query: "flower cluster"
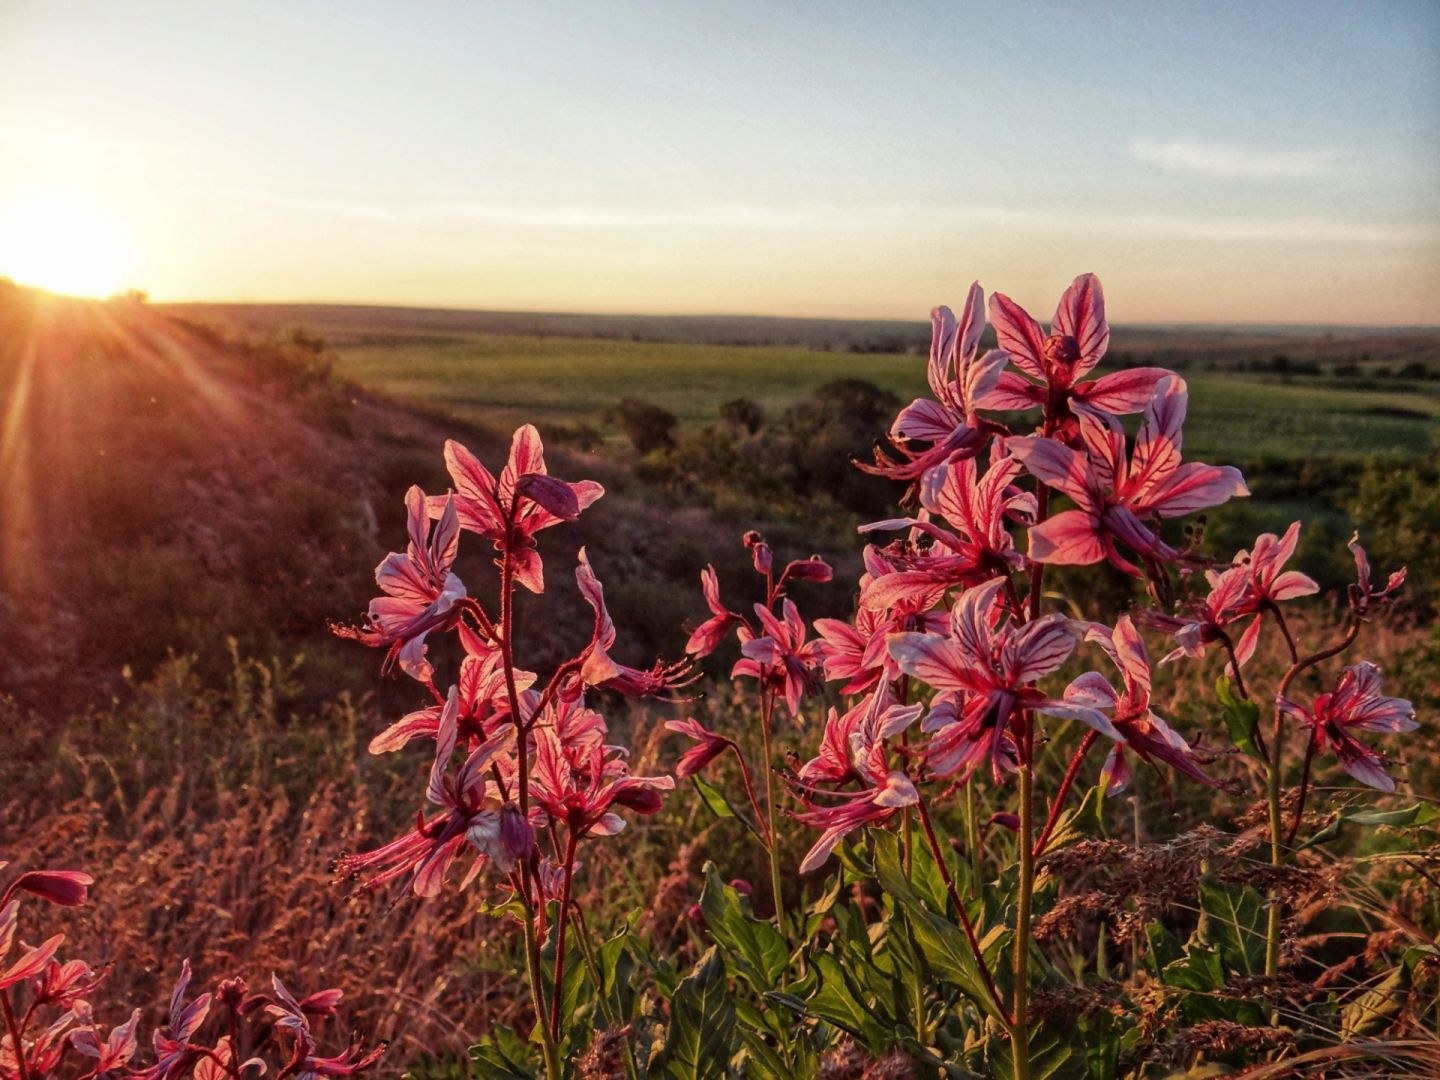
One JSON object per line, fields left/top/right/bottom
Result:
{"left": 684, "top": 273, "right": 1415, "bottom": 880}
{"left": 334, "top": 425, "right": 690, "bottom": 1068}
{"left": 0, "top": 863, "right": 382, "bottom": 1080}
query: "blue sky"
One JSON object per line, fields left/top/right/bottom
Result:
{"left": 1, "top": 0, "right": 1436, "bottom": 322}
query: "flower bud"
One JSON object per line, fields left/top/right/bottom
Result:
{"left": 500, "top": 806, "right": 536, "bottom": 864}
{"left": 13, "top": 870, "right": 93, "bottom": 907}
{"left": 216, "top": 976, "right": 249, "bottom": 1011}
{"left": 743, "top": 531, "right": 772, "bottom": 574}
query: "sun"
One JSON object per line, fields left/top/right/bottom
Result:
{"left": 0, "top": 193, "right": 138, "bottom": 298}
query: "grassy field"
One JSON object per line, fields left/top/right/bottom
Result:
{"left": 331, "top": 331, "right": 1440, "bottom": 462}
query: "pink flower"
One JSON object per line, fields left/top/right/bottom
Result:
{"left": 1239, "top": 522, "right": 1319, "bottom": 608}
{"left": 266, "top": 976, "right": 386, "bottom": 1077}
{"left": 576, "top": 549, "right": 694, "bottom": 696}
{"left": 428, "top": 425, "right": 603, "bottom": 594}
{"left": 337, "top": 689, "right": 516, "bottom": 895}
{"left": 129, "top": 959, "right": 212, "bottom": 1080}
{"left": 33, "top": 957, "right": 104, "bottom": 1008}
{"left": 664, "top": 716, "right": 735, "bottom": 778}
{"left": 1063, "top": 616, "right": 1219, "bottom": 794}
{"left": 1009, "top": 376, "right": 1248, "bottom": 575}
{"left": 888, "top": 579, "right": 1121, "bottom": 782}
{"left": 685, "top": 565, "right": 742, "bottom": 657}
{"left": 813, "top": 604, "right": 889, "bottom": 695}
{"left": 857, "top": 453, "right": 1034, "bottom": 610}
{"left": 733, "top": 599, "right": 825, "bottom": 716}
{"left": 1140, "top": 562, "right": 1259, "bottom": 668}
{"left": 796, "top": 689, "right": 923, "bottom": 788}
{"left": 71, "top": 1005, "right": 141, "bottom": 1074}
{"left": 1348, "top": 533, "right": 1406, "bottom": 615}
{"left": 334, "top": 486, "right": 465, "bottom": 683}
{"left": 1279, "top": 662, "right": 1416, "bottom": 792}
{"left": 860, "top": 284, "right": 1007, "bottom": 483}
{"left": 795, "top": 697, "right": 922, "bottom": 873}
{"left": 1140, "top": 522, "right": 1317, "bottom": 670}
{"left": 983, "top": 274, "right": 1170, "bottom": 430}
{"left": 529, "top": 725, "right": 674, "bottom": 839}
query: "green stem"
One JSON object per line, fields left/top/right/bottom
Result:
{"left": 520, "top": 895, "right": 563, "bottom": 1080}
{"left": 573, "top": 910, "right": 639, "bottom": 1080}
{"left": 1011, "top": 761, "right": 1035, "bottom": 1080}
{"left": 759, "top": 684, "right": 786, "bottom": 934}
{"left": 548, "top": 832, "right": 578, "bottom": 1043}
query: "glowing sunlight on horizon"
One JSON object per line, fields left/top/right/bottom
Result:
{"left": 0, "top": 194, "right": 139, "bottom": 300}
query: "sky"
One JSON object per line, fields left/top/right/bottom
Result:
{"left": 1, "top": 0, "right": 1438, "bottom": 324}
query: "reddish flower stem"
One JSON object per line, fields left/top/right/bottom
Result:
{"left": 1265, "top": 615, "right": 1362, "bottom": 978}
{"left": 1287, "top": 731, "right": 1319, "bottom": 847}
{"left": 758, "top": 683, "right": 786, "bottom": 932}
{"left": 497, "top": 536, "right": 562, "bottom": 1080}
{"left": 914, "top": 794, "right": 1012, "bottom": 1028}
{"left": 1032, "top": 729, "right": 1099, "bottom": 859}
{"left": 1027, "top": 487, "right": 1050, "bottom": 624}
{"left": 2, "top": 995, "right": 31, "bottom": 1080}
{"left": 727, "top": 743, "right": 771, "bottom": 845}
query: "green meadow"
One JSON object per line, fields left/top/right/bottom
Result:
{"left": 333, "top": 331, "right": 1439, "bottom": 462}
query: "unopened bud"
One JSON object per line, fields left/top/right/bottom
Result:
{"left": 13, "top": 870, "right": 93, "bottom": 907}
{"left": 500, "top": 806, "right": 535, "bottom": 863}
{"left": 217, "top": 977, "right": 249, "bottom": 1011}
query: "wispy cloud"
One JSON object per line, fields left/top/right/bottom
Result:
{"left": 232, "top": 189, "right": 1435, "bottom": 249}
{"left": 1130, "top": 137, "right": 1341, "bottom": 180}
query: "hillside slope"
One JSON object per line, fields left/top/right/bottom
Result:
{"left": 0, "top": 284, "right": 743, "bottom": 713}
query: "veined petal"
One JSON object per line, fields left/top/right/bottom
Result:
{"left": 891, "top": 398, "right": 961, "bottom": 443}
{"left": 1075, "top": 367, "right": 1170, "bottom": 415}
{"left": 980, "top": 370, "right": 1043, "bottom": 411}
{"left": 989, "top": 292, "right": 1048, "bottom": 381}
{"left": 1052, "top": 273, "right": 1109, "bottom": 378}
{"left": 1027, "top": 510, "right": 1105, "bottom": 565}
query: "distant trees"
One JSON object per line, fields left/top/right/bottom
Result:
{"left": 608, "top": 397, "right": 678, "bottom": 454}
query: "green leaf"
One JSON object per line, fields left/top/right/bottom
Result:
{"left": 469, "top": 1027, "right": 537, "bottom": 1079}
{"left": 1196, "top": 882, "right": 1267, "bottom": 976}
{"left": 807, "top": 951, "right": 891, "bottom": 1048}
{"left": 690, "top": 775, "right": 766, "bottom": 844}
{"left": 1300, "top": 802, "right": 1440, "bottom": 850}
{"left": 652, "top": 947, "right": 737, "bottom": 1080}
{"left": 873, "top": 832, "right": 1009, "bottom": 1026}
{"left": 986, "top": 1019, "right": 1084, "bottom": 1080}
{"left": 735, "top": 1026, "right": 790, "bottom": 1080}
{"left": 1039, "top": 783, "right": 1105, "bottom": 854}
{"left": 698, "top": 862, "right": 789, "bottom": 991}
{"left": 1340, "top": 965, "right": 1410, "bottom": 1040}
{"left": 1216, "top": 676, "right": 1263, "bottom": 761}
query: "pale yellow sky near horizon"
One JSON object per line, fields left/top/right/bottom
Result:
{"left": 1, "top": 2, "right": 1437, "bottom": 326}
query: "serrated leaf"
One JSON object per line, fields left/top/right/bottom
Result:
{"left": 469, "top": 1027, "right": 537, "bottom": 1079}
{"left": 698, "top": 862, "right": 788, "bottom": 991}
{"left": 807, "top": 951, "right": 891, "bottom": 1048}
{"left": 1039, "top": 784, "right": 1105, "bottom": 854}
{"left": 1216, "top": 676, "right": 1263, "bottom": 761}
{"left": 652, "top": 947, "right": 736, "bottom": 1080}
{"left": 1340, "top": 965, "right": 1409, "bottom": 1040}
{"left": 986, "top": 1019, "right": 1084, "bottom": 1080}
{"left": 873, "top": 832, "right": 1009, "bottom": 1026}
